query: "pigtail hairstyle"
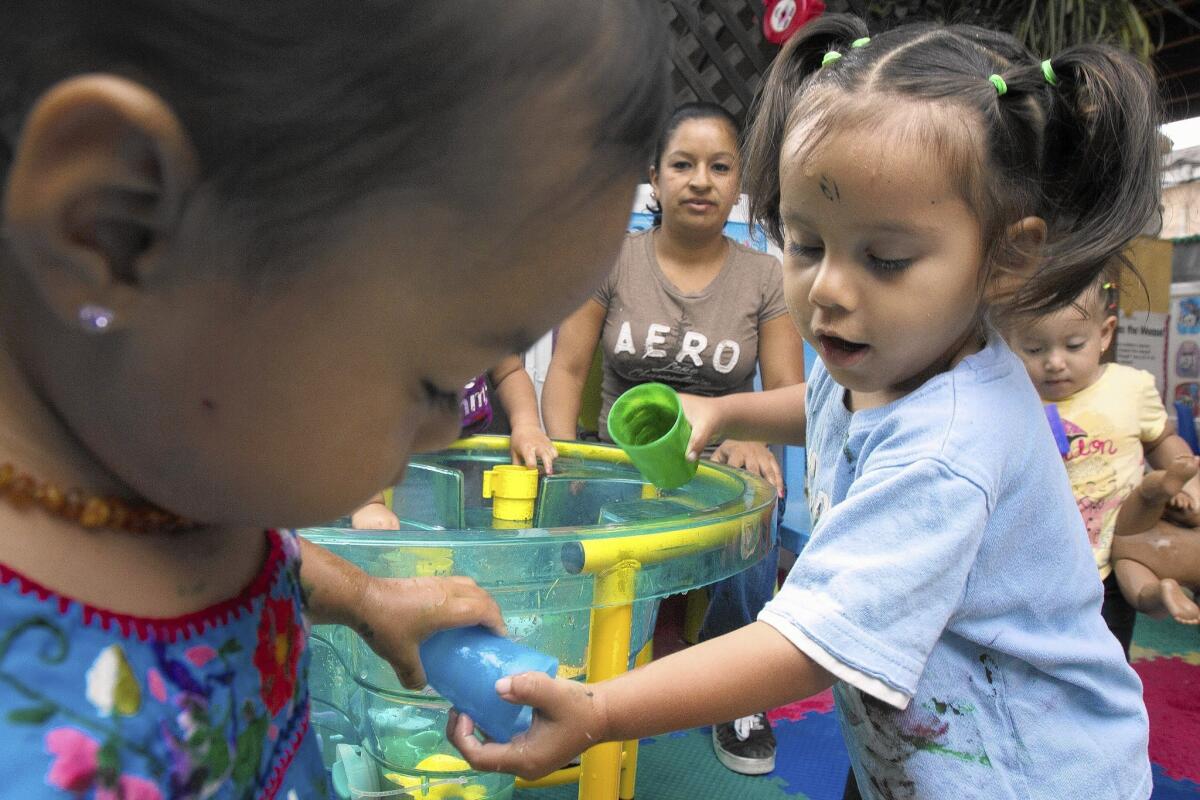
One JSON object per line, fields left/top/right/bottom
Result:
{"left": 742, "top": 14, "right": 1161, "bottom": 319}
{"left": 743, "top": 15, "right": 869, "bottom": 247}
{"left": 1012, "top": 47, "right": 1160, "bottom": 315}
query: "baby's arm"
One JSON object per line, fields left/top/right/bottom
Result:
{"left": 491, "top": 354, "right": 557, "bottom": 473}
{"left": 298, "top": 538, "right": 505, "bottom": 688}
{"left": 681, "top": 384, "right": 807, "bottom": 460}
{"left": 449, "top": 621, "right": 833, "bottom": 779}
{"left": 1145, "top": 427, "right": 1200, "bottom": 511}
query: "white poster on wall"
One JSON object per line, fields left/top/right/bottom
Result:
{"left": 1115, "top": 310, "right": 1168, "bottom": 397}
{"left": 1168, "top": 282, "right": 1200, "bottom": 420}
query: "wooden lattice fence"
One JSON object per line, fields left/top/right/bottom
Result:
{"left": 663, "top": 0, "right": 1198, "bottom": 123}
{"left": 659, "top": 0, "right": 777, "bottom": 127}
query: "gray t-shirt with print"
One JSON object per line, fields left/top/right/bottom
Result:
{"left": 593, "top": 229, "right": 788, "bottom": 440}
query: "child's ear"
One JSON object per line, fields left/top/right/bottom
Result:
{"left": 2, "top": 74, "right": 197, "bottom": 332}
{"left": 1099, "top": 314, "right": 1118, "bottom": 353}
{"left": 985, "top": 216, "right": 1048, "bottom": 303}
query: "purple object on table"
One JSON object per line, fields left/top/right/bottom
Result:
{"left": 1045, "top": 404, "right": 1069, "bottom": 457}
{"left": 460, "top": 374, "right": 493, "bottom": 435}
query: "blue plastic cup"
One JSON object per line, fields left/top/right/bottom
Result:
{"left": 418, "top": 625, "right": 558, "bottom": 743}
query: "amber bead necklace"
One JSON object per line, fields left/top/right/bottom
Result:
{"left": 0, "top": 462, "right": 195, "bottom": 534}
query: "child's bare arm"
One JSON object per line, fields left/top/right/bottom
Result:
{"left": 298, "top": 538, "right": 505, "bottom": 688}
{"left": 449, "top": 621, "right": 835, "bottom": 779}
{"left": 681, "top": 384, "right": 807, "bottom": 459}
{"left": 597, "top": 621, "right": 832, "bottom": 739}
{"left": 491, "top": 354, "right": 557, "bottom": 473}
{"left": 1145, "top": 425, "right": 1190, "bottom": 464}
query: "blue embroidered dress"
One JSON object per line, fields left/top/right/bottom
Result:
{"left": 0, "top": 529, "right": 330, "bottom": 799}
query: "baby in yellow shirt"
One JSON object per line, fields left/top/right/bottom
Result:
{"left": 1009, "top": 274, "right": 1200, "bottom": 655}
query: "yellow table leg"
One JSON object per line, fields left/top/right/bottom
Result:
{"left": 516, "top": 765, "right": 582, "bottom": 789}
{"left": 618, "top": 641, "right": 653, "bottom": 799}
{"left": 682, "top": 588, "right": 709, "bottom": 645}
{"left": 578, "top": 559, "right": 639, "bottom": 800}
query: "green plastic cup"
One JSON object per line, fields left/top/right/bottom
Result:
{"left": 607, "top": 383, "right": 698, "bottom": 490}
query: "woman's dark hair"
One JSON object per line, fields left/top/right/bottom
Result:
{"left": 647, "top": 101, "right": 741, "bottom": 227}
{"left": 743, "top": 14, "right": 1161, "bottom": 317}
{"left": 0, "top": 1, "right": 669, "bottom": 268}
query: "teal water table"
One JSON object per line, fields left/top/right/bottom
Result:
{"left": 302, "top": 435, "right": 776, "bottom": 800}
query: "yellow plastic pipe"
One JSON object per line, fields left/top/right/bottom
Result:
{"left": 516, "top": 765, "right": 582, "bottom": 789}
{"left": 561, "top": 508, "right": 771, "bottom": 577}
{"left": 453, "top": 436, "right": 741, "bottom": 488}
{"left": 618, "top": 641, "right": 653, "bottom": 799}
{"left": 515, "top": 749, "right": 631, "bottom": 790}
{"left": 682, "top": 588, "right": 709, "bottom": 645}
{"left": 578, "top": 559, "right": 639, "bottom": 799}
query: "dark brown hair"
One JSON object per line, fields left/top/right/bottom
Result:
{"left": 743, "top": 14, "right": 1161, "bottom": 317}
{"left": 0, "top": 1, "right": 669, "bottom": 259}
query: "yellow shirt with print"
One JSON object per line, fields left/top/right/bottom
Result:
{"left": 1051, "top": 363, "right": 1167, "bottom": 578}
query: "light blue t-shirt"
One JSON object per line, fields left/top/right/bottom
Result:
{"left": 760, "top": 333, "right": 1151, "bottom": 800}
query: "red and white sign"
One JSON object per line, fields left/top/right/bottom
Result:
{"left": 762, "top": 0, "right": 826, "bottom": 45}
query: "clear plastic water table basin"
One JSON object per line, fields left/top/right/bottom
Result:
{"left": 302, "top": 436, "right": 776, "bottom": 799}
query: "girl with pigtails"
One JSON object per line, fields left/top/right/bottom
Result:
{"left": 451, "top": 15, "right": 1160, "bottom": 799}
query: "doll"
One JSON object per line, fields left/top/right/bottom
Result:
{"left": 1111, "top": 455, "right": 1200, "bottom": 624}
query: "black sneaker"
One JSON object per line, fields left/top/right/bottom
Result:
{"left": 712, "top": 712, "right": 776, "bottom": 775}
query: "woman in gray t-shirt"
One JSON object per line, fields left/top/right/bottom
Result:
{"left": 541, "top": 102, "right": 806, "bottom": 776}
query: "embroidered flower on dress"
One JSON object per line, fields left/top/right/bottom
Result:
{"left": 45, "top": 727, "right": 99, "bottom": 792}
{"left": 163, "top": 693, "right": 234, "bottom": 798}
{"left": 147, "top": 668, "right": 168, "bottom": 703}
{"left": 184, "top": 645, "right": 218, "bottom": 668}
{"left": 152, "top": 642, "right": 208, "bottom": 698}
{"left": 45, "top": 728, "right": 162, "bottom": 799}
{"left": 96, "top": 774, "right": 163, "bottom": 800}
{"left": 85, "top": 645, "right": 141, "bottom": 717}
{"left": 254, "top": 597, "right": 303, "bottom": 716}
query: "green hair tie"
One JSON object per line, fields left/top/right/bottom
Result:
{"left": 988, "top": 74, "right": 1008, "bottom": 96}
{"left": 821, "top": 51, "right": 843, "bottom": 67}
{"left": 1041, "top": 59, "right": 1058, "bottom": 86}
{"left": 851, "top": 37, "right": 871, "bottom": 48}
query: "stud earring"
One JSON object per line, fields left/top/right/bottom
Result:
{"left": 78, "top": 304, "right": 115, "bottom": 334}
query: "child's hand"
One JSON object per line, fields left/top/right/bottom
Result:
{"left": 679, "top": 394, "right": 724, "bottom": 462}
{"left": 447, "top": 672, "right": 608, "bottom": 780}
{"left": 351, "top": 501, "right": 400, "bottom": 530}
{"left": 357, "top": 576, "right": 506, "bottom": 689}
{"left": 510, "top": 424, "right": 558, "bottom": 474}
{"left": 712, "top": 440, "right": 784, "bottom": 496}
